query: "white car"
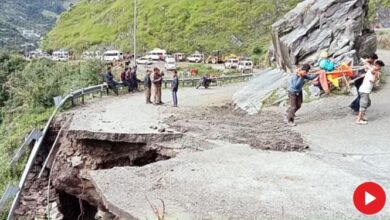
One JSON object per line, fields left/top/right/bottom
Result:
{"left": 146, "top": 48, "right": 167, "bottom": 60}
{"left": 52, "top": 50, "right": 69, "bottom": 61}
{"left": 136, "top": 57, "right": 153, "bottom": 65}
{"left": 82, "top": 51, "right": 102, "bottom": 60}
{"left": 103, "top": 50, "right": 123, "bottom": 62}
{"left": 165, "top": 58, "right": 176, "bottom": 70}
{"left": 187, "top": 54, "right": 204, "bottom": 63}
{"left": 224, "top": 58, "right": 239, "bottom": 69}
{"left": 238, "top": 60, "right": 253, "bottom": 73}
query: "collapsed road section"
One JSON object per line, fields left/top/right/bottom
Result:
{"left": 10, "top": 82, "right": 308, "bottom": 220}
{"left": 12, "top": 113, "right": 184, "bottom": 220}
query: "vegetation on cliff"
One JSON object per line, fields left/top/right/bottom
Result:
{"left": 0, "top": 55, "right": 105, "bottom": 216}
{"left": 43, "top": 0, "right": 301, "bottom": 55}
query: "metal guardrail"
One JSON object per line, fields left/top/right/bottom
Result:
{"left": 5, "top": 73, "right": 253, "bottom": 220}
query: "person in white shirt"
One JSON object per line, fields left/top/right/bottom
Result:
{"left": 356, "top": 60, "right": 385, "bottom": 125}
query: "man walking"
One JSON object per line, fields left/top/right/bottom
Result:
{"left": 151, "top": 67, "right": 163, "bottom": 104}
{"left": 286, "top": 64, "right": 318, "bottom": 126}
{"left": 171, "top": 70, "right": 179, "bottom": 107}
{"left": 144, "top": 70, "right": 152, "bottom": 104}
{"left": 356, "top": 60, "right": 385, "bottom": 125}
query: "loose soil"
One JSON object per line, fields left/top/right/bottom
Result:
{"left": 165, "top": 104, "right": 308, "bottom": 151}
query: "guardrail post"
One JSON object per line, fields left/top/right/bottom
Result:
{"left": 81, "top": 89, "right": 85, "bottom": 105}
{"left": 71, "top": 95, "right": 75, "bottom": 107}
{"left": 164, "top": 81, "right": 168, "bottom": 89}
{"left": 100, "top": 85, "right": 103, "bottom": 97}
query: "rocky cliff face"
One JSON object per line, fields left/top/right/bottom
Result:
{"left": 271, "top": 0, "right": 377, "bottom": 72}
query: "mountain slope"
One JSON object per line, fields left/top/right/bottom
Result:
{"left": 0, "top": 0, "right": 78, "bottom": 51}
{"left": 43, "top": 0, "right": 300, "bottom": 54}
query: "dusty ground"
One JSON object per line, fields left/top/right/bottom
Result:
{"left": 165, "top": 104, "right": 307, "bottom": 151}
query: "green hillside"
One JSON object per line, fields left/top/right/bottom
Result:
{"left": 0, "top": 0, "right": 79, "bottom": 51}
{"left": 43, "top": 0, "right": 300, "bottom": 55}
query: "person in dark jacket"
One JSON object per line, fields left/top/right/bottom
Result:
{"left": 104, "top": 66, "right": 118, "bottom": 95}
{"left": 171, "top": 70, "right": 179, "bottom": 107}
{"left": 120, "top": 67, "right": 131, "bottom": 92}
{"left": 130, "top": 66, "right": 140, "bottom": 91}
{"left": 125, "top": 67, "right": 134, "bottom": 92}
{"left": 144, "top": 70, "right": 152, "bottom": 104}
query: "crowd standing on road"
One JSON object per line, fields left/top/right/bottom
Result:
{"left": 104, "top": 64, "right": 182, "bottom": 107}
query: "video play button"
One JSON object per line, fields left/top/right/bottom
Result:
{"left": 353, "top": 182, "right": 386, "bottom": 215}
{"left": 365, "top": 192, "right": 376, "bottom": 206}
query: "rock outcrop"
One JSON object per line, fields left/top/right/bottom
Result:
{"left": 271, "top": 0, "right": 377, "bottom": 72}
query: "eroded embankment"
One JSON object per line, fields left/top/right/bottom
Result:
{"left": 14, "top": 114, "right": 185, "bottom": 220}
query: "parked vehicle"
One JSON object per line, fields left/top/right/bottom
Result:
{"left": 82, "top": 51, "right": 102, "bottom": 60}
{"left": 146, "top": 48, "right": 167, "bottom": 60}
{"left": 136, "top": 56, "right": 153, "bottom": 65}
{"left": 224, "top": 58, "right": 239, "bottom": 69}
{"left": 165, "top": 58, "right": 177, "bottom": 70}
{"left": 174, "top": 53, "right": 186, "bottom": 62}
{"left": 238, "top": 60, "right": 254, "bottom": 73}
{"left": 27, "top": 50, "right": 50, "bottom": 60}
{"left": 224, "top": 54, "right": 238, "bottom": 62}
{"left": 52, "top": 50, "right": 70, "bottom": 61}
{"left": 187, "top": 53, "right": 204, "bottom": 63}
{"left": 103, "top": 50, "right": 123, "bottom": 62}
{"left": 207, "top": 50, "right": 224, "bottom": 64}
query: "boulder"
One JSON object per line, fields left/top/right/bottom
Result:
{"left": 271, "top": 0, "right": 377, "bottom": 72}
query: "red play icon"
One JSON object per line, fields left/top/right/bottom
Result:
{"left": 353, "top": 182, "right": 386, "bottom": 215}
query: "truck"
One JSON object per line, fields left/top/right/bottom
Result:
{"left": 206, "top": 50, "right": 224, "bottom": 64}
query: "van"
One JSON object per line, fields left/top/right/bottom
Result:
{"left": 146, "top": 48, "right": 167, "bottom": 61}
{"left": 174, "top": 53, "right": 186, "bottom": 62}
{"left": 82, "top": 51, "right": 102, "bottom": 60}
{"left": 238, "top": 60, "right": 254, "bottom": 73}
{"left": 165, "top": 58, "right": 177, "bottom": 70}
{"left": 224, "top": 58, "right": 239, "bottom": 69}
{"left": 52, "top": 50, "right": 69, "bottom": 61}
{"left": 103, "top": 50, "right": 123, "bottom": 62}
{"left": 187, "top": 53, "right": 204, "bottom": 63}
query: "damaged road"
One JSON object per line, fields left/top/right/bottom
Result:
{"left": 14, "top": 68, "right": 390, "bottom": 219}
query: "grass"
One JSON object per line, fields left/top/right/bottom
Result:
{"left": 42, "top": 0, "right": 300, "bottom": 56}
{"left": 262, "top": 89, "right": 280, "bottom": 107}
{"left": 377, "top": 30, "right": 390, "bottom": 50}
{"left": 0, "top": 57, "right": 105, "bottom": 207}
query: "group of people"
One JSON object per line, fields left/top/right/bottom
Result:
{"left": 104, "top": 66, "right": 179, "bottom": 107}
{"left": 286, "top": 51, "right": 385, "bottom": 126}
{"left": 143, "top": 68, "right": 179, "bottom": 107}
{"left": 120, "top": 66, "right": 141, "bottom": 92}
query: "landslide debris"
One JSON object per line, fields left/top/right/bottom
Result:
{"left": 165, "top": 104, "right": 307, "bottom": 152}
